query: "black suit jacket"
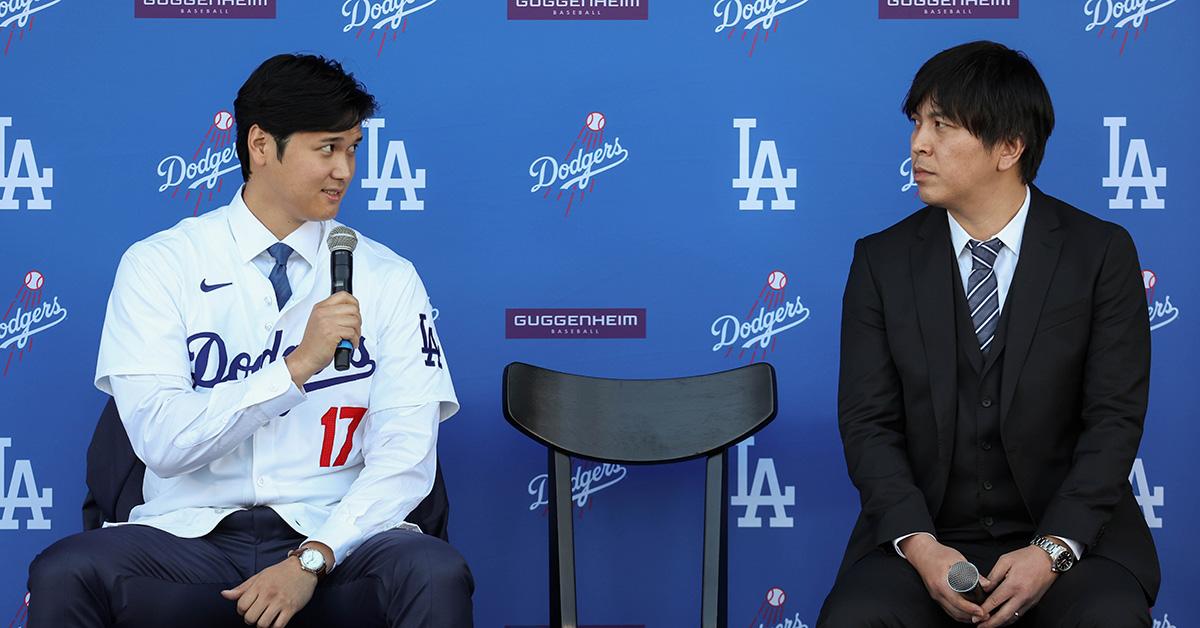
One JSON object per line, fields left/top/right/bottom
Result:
{"left": 836, "top": 186, "right": 1160, "bottom": 602}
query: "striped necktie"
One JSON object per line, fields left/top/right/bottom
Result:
{"left": 267, "top": 243, "right": 293, "bottom": 311}
{"left": 967, "top": 238, "right": 1003, "bottom": 355}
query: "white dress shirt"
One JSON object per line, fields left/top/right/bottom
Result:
{"left": 95, "top": 186, "right": 458, "bottom": 570}
{"left": 894, "top": 187, "right": 1083, "bottom": 561}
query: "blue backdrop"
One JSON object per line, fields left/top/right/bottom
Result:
{"left": 0, "top": 1, "right": 1193, "bottom": 626}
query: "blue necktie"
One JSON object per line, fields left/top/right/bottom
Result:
{"left": 267, "top": 243, "right": 293, "bottom": 311}
{"left": 967, "top": 238, "right": 1003, "bottom": 355}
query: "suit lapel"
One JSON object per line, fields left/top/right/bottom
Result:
{"left": 1000, "top": 186, "right": 1065, "bottom": 427}
{"left": 911, "top": 208, "right": 958, "bottom": 464}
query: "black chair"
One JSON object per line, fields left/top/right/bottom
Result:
{"left": 82, "top": 396, "right": 450, "bottom": 540}
{"left": 502, "top": 361, "right": 778, "bottom": 628}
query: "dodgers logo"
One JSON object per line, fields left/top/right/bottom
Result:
{"left": 529, "top": 112, "right": 629, "bottom": 216}
{"left": 342, "top": 0, "right": 438, "bottom": 56}
{"left": 734, "top": 118, "right": 796, "bottom": 210}
{"left": 0, "top": 0, "right": 61, "bottom": 57}
{"left": 188, "top": 329, "right": 376, "bottom": 393}
{"left": 731, "top": 436, "right": 795, "bottom": 528}
{"left": 745, "top": 587, "right": 809, "bottom": 628}
{"left": 0, "top": 116, "right": 52, "bottom": 210}
{"left": 157, "top": 110, "right": 240, "bottom": 215}
{"left": 0, "top": 270, "right": 67, "bottom": 376}
{"left": 528, "top": 460, "right": 628, "bottom": 517}
{"left": 713, "top": 0, "right": 812, "bottom": 57}
{"left": 0, "top": 438, "right": 52, "bottom": 530}
{"left": 711, "top": 270, "right": 809, "bottom": 363}
{"left": 1084, "top": 0, "right": 1174, "bottom": 54}
{"left": 6, "top": 592, "right": 28, "bottom": 628}
{"left": 1103, "top": 117, "right": 1165, "bottom": 209}
{"left": 1143, "top": 269, "right": 1179, "bottom": 331}
{"left": 1153, "top": 612, "right": 1177, "bottom": 628}
{"left": 1130, "top": 457, "right": 1163, "bottom": 528}
{"left": 361, "top": 118, "right": 426, "bottom": 211}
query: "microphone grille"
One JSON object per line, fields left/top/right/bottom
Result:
{"left": 947, "top": 561, "right": 980, "bottom": 593}
{"left": 327, "top": 226, "right": 358, "bottom": 253}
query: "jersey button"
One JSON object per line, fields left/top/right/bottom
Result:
{"left": 257, "top": 477, "right": 266, "bottom": 487}
{"left": 264, "top": 322, "right": 272, "bottom": 331}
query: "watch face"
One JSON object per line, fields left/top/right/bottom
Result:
{"left": 1054, "top": 553, "right": 1073, "bottom": 571}
{"left": 300, "top": 550, "right": 324, "bottom": 571}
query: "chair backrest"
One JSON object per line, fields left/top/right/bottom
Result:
{"left": 502, "top": 361, "right": 778, "bottom": 628}
{"left": 82, "top": 397, "right": 451, "bottom": 541}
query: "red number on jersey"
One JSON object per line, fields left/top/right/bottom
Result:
{"left": 319, "top": 406, "right": 368, "bottom": 467}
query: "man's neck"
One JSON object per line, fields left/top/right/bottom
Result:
{"left": 946, "top": 180, "right": 1027, "bottom": 241}
{"left": 243, "top": 179, "right": 303, "bottom": 240}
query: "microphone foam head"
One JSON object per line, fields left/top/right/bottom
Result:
{"left": 327, "top": 226, "right": 358, "bottom": 253}
{"left": 947, "top": 560, "right": 980, "bottom": 593}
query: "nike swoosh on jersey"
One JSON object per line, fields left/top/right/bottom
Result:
{"left": 200, "top": 280, "right": 233, "bottom": 293}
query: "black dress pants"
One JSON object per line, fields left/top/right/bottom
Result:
{"left": 26, "top": 507, "right": 474, "bottom": 627}
{"left": 817, "top": 537, "right": 1150, "bottom": 628}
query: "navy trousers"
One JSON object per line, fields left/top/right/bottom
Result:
{"left": 816, "top": 536, "right": 1150, "bottom": 628}
{"left": 26, "top": 507, "right": 474, "bottom": 627}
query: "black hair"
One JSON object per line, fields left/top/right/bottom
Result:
{"left": 902, "top": 41, "right": 1054, "bottom": 183}
{"left": 234, "top": 54, "right": 378, "bottom": 181}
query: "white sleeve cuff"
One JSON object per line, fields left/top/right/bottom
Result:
{"left": 1048, "top": 534, "right": 1084, "bottom": 560}
{"left": 893, "top": 532, "right": 937, "bottom": 559}
{"left": 251, "top": 359, "right": 306, "bottom": 419}
{"left": 305, "top": 515, "right": 363, "bottom": 573}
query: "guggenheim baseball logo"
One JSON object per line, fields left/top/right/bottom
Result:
{"left": 157, "top": 109, "right": 240, "bottom": 215}
{"left": 134, "top": 0, "right": 276, "bottom": 18}
{"left": 878, "top": 0, "right": 1018, "bottom": 18}
{"left": 507, "top": 308, "right": 646, "bottom": 339}
{"left": 529, "top": 112, "right": 628, "bottom": 216}
{"left": 1, "top": 270, "right": 67, "bottom": 376}
{"left": 711, "top": 271, "right": 810, "bottom": 363}
{"left": 0, "top": 116, "right": 52, "bottom": 210}
{"left": 508, "top": 0, "right": 647, "bottom": 20}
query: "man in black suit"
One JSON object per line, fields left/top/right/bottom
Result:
{"left": 817, "top": 41, "right": 1159, "bottom": 627}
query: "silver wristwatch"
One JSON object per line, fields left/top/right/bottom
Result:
{"left": 1031, "top": 535, "right": 1075, "bottom": 573}
{"left": 291, "top": 547, "right": 327, "bottom": 576}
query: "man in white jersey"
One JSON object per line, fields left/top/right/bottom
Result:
{"left": 26, "top": 54, "right": 473, "bottom": 627}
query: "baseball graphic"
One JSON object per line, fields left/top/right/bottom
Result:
{"left": 1142, "top": 270, "right": 1156, "bottom": 291}
{"left": 585, "top": 111, "right": 606, "bottom": 132}
{"left": 766, "top": 586, "right": 786, "bottom": 607}
{"left": 767, "top": 270, "right": 787, "bottom": 290}
{"left": 214, "top": 110, "right": 234, "bottom": 131}
{"left": 24, "top": 270, "right": 44, "bottom": 290}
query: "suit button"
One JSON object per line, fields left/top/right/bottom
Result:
{"left": 981, "top": 398, "right": 993, "bottom": 408}
{"left": 983, "top": 517, "right": 994, "bottom": 527}
{"left": 983, "top": 481, "right": 994, "bottom": 491}
{"left": 980, "top": 441, "right": 992, "bottom": 451}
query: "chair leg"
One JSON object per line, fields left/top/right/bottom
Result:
{"left": 702, "top": 451, "right": 729, "bottom": 628}
{"left": 548, "top": 449, "right": 578, "bottom": 628}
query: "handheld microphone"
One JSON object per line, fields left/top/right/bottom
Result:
{"left": 328, "top": 226, "right": 358, "bottom": 372}
{"left": 947, "top": 560, "right": 987, "bottom": 604}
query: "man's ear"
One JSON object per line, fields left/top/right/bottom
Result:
{"left": 996, "top": 136, "right": 1026, "bottom": 175}
{"left": 246, "top": 124, "right": 272, "bottom": 175}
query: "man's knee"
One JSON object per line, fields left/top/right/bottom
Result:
{"left": 818, "top": 582, "right": 903, "bottom": 627}
{"left": 410, "top": 538, "right": 473, "bottom": 596}
{"left": 1059, "top": 596, "right": 1150, "bottom": 628}
{"left": 28, "top": 533, "right": 102, "bottom": 591}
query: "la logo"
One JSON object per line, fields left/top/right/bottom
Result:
{"left": 1103, "top": 117, "right": 1166, "bottom": 210}
{"left": 733, "top": 118, "right": 797, "bottom": 211}
{"left": 0, "top": 117, "right": 53, "bottom": 211}
{"left": 361, "top": 118, "right": 426, "bottom": 211}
